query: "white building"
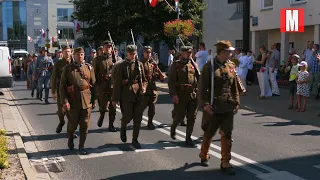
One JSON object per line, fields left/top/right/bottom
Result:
{"left": 26, "top": 0, "right": 75, "bottom": 54}
{"left": 251, "top": 0, "right": 320, "bottom": 64}
{"left": 202, "top": 0, "right": 243, "bottom": 54}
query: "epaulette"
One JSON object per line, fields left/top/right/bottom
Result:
{"left": 85, "top": 63, "right": 93, "bottom": 70}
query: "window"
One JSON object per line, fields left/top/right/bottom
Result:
{"left": 33, "top": 29, "right": 41, "bottom": 38}
{"left": 290, "top": 0, "right": 307, "bottom": 5}
{"left": 235, "top": 40, "right": 243, "bottom": 49}
{"left": 261, "top": 0, "right": 273, "bottom": 9}
{"left": 57, "top": 8, "right": 74, "bottom": 22}
{"left": 58, "top": 28, "right": 74, "bottom": 39}
{"left": 236, "top": 2, "right": 243, "bottom": 13}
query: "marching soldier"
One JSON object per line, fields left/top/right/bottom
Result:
{"left": 35, "top": 47, "right": 54, "bottom": 104}
{"left": 198, "top": 40, "right": 240, "bottom": 175}
{"left": 141, "top": 46, "right": 165, "bottom": 129}
{"left": 59, "top": 47, "right": 96, "bottom": 155}
{"left": 51, "top": 46, "right": 78, "bottom": 138}
{"left": 94, "top": 40, "right": 121, "bottom": 132}
{"left": 168, "top": 46, "right": 200, "bottom": 147}
{"left": 112, "top": 45, "right": 147, "bottom": 149}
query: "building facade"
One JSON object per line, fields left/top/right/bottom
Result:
{"left": 26, "top": 0, "right": 75, "bottom": 54}
{"left": 202, "top": 0, "right": 243, "bottom": 54}
{"left": 0, "top": 0, "right": 27, "bottom": 51}
{"left": 250, "top": 0, "right": 320, "bottom": 64}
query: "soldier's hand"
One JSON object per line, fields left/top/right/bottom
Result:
{"left": 112, "top": 101, "right": 118, "bottom": 107}
{"left": 234, "top": 105, "right": 239, "bottom": 115}
{"left": 63, "top": 103, "right": 70, "bottom": 111}
{"left": 204, "top": 105, "right": 214, "bottom": 115}
{"left": 172, "top": 95, "right": 179, "bottom": 104}
{"left": 52, "top": 93, "right": 57, "bottom": 101}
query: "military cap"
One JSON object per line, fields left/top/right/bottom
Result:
{"left": 33, "top": 54, "right": 38, "bottom": 57}
{"left": 180, "top": 46, "right": 193, "bottom": 52}
{"left": 214, "top": 40, "right": 235, "bottom": 51}
{"left": 62, "top": 46, "right": 71, "bottom": 51}
{"left": 126, "top": 45, "right": 137, "bottom": 52}
{"left": 143, "top": 46, "right": 152, "bottom": 52}
{"left": 57, "top": 49, "right": 62, "bottom": 53}
{"left": 97, "top": 46, "right": 103, "bottom": 50}
{"left": 114, "top": 47, "right": 118, "bottom": 50}
{"left": 73, "top": 47, "right": 85, "bottom": 54}
{"left": 91, "top": 49, "right": 97, "bottom": 53}
{"left": 103, "top": 40, "right": 112, "bottom": 46}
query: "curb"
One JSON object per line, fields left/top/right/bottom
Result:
{"left": 4, "top": 89, "right": 59, "bottom": 180}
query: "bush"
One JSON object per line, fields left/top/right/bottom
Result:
{"left": 0, "top": 129, "right": 8, "bottom": 169}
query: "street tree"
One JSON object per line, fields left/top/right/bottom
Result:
{"left": 71, "top": 0, "right": 207, "bottom": 47}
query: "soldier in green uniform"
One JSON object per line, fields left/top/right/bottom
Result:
{"left": 51, "top": 46, "right": 77, "bottom": 138}
{"left": 198, "top": 40, "right": 240, "bottom": 175}
{"left": 141, "top": 46, "right": 165, "bottom": 129}
{"left": 59, "top": 47, "right": 96, "bottom": 155}
{"left": 94, "top": 40, "right": 121, "bottom": 132}
{"left": 168, "top": 46, "right": 200, "bottom": 147}
{"left": 112, "top": 45, "right": 147, "bottom": 149}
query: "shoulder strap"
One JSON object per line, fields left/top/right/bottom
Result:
{"left": 210, "top": 58, "right": 214, "bottom": 106}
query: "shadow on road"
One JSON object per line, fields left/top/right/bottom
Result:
{"left": 291, "top": 130, "right": 320, "bottom": 136}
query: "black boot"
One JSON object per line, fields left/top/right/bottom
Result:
{"left": 201, "top": 159, "right": 209, "bottom": 167}
{"left": 220, "top": 164, "right": 236, "bottom": 175}
{"left": 132, "top": 139, "right": 141, "bottom": 149}
{"left": 147, "top": 122, "right": 156, "bottom": 130}
{"left": 31, "top": 90, "right": 34, "bottom": 97}
{"left": 97, "top": 112, "right": 105, "bottom": 127}
{"left": 185, "top": 138, "right": 195, "bottom": 147}
{"left": 180, "top": 120, "right": 186, "bottom": 126}
{"left": 56, "top": 123, "right": 64, "bottom": 133}
{"left": 68, "top": 136, "right": 74, "bottom": 151}
{"left": 120, "top": 129, "right": 127, "bottom": 143}
{"left": 78, "top": 147, "right": 88, "bottom": 155}
{"left": 108, "top": 125, "right": 117, "bottom": 132}
{"left": 170, "top": 127, "right": 176, "bottom": 140}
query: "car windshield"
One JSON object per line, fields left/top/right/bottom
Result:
{"left": 13, "top": 53, "right": 28, "bottom": 58}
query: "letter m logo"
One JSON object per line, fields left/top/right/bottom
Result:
{"left": 280, "top": 8, "right": 304, "bottom": 33}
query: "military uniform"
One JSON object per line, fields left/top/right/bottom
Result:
{"left": 168, "top": 46, "right": 200, "bottom": 147}
{"left": 51, "top": 46, "right": 74, "bottom": 134}
{"left": 112, "top": 45, "right": 147, "bottom": 149}
{"left": 59, "top": 47, "right": 96, "bottom": 155}
{"left": 141, "top": 46, "right": 165, "bottom": 129}
{"left": 198, "top": 41, "right": 240, "bottom": 175}
{"left": 94, "top": 40, "right": 121, "bottom": 132}
{"left": 27, "top": 54, "right": 39, "bottom": 98}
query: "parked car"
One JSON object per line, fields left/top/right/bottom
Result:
{"left": 0, "top": 46, "right": 13, "bottom": 88}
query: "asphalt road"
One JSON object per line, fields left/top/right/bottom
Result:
{"left": 8, "top": 81, "right": 320, "bottom": 180}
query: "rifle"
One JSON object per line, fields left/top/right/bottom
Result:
{"left": 130, "top": 29, "right": 144, "bottom": 93}
{"left": 107, "top": 31, "right": 117, "bottom": 64}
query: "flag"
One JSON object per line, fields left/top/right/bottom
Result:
{"left": 175, "top": 0, "right": 179, "bottom": 12}
{"left": 73, "top": 20, "right": 81, "bottom": 33}
{"left": 27, "top": 36, "right": 32, "bottom": 42}
{"left": 40, "top": 29, "right": 46, "bottom": 38}
{"left": 149, "top": 0, "right": 158, "bottom": 7}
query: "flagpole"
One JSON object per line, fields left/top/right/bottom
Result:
{"left": 163, "top": 0, "right": 175, "bottom": 11}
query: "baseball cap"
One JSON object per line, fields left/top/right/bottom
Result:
{"left": 298, "top": 61, "right": 307, "bottom": 66}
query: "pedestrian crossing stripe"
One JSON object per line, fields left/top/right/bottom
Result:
{"left": 78, "top": 141, "right": 180, "bottom": 159}
{"left": 314, "top": 165, "right": 320, "bottom": 169}
{"left": 29, "top": 154, "right": 65, "bottom": 174}
{"left": 256, "top": 171, "right": 306, "bottom": 180}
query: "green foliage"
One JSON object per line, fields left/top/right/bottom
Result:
{"left": 71, "top": 0, "right": 207, "bottom": 47}
{"left": 0, "top": 129, "right": 8, "bottom": 169}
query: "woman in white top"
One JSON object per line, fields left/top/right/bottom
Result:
{"left": 246, "top": 51, "right": 255, "bottom": 85}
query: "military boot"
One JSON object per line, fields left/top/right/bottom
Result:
{"left": 78, "top": 134, "right": 88, "bottom": 155}
{"left": 180, "top": 120, "right": 186, "bottom": 126}
{"left": 68, "top": 135, "right": 74, "bottom": 151}
{"left": 185, "top": 120, "right": 195, "bottom": 147}
{"left": 97, "top": 112, "right": 105, "bottom": 127}
{"left": 132, "top": 122, "right": 141, "bottom": 148}
{"left": 108, "top": 115, "right": 117, "bottom": 132}
{"left": 31, "top": 90, "right": 34, "bottom": 97}
{"left": 147, "top": 118, "right": 155, "bottom": 130}
{"left": 120, "top": 119, "right": 127, "bottom": 142}
{"left": 56, "top": 122, "right": 65, "bottom": 133}
{"left": 220, "top": 136, "right": 235, "bottom": 175}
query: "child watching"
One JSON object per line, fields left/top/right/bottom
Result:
{"left": 296, "top": 61, "right": 310, "bottom": 112}
{"left": 285, "top": 54, "right": 299, "bottom": 109}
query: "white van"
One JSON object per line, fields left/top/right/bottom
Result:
{"left": 13, "top": 49, "right": 28, "bottom": 58}
{"left": 0, "top": 47, "right": 13, "bottom": 88}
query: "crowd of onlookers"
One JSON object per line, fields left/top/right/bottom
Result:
{"left": 166, "top": 41, "right": 320, "bottom": 113}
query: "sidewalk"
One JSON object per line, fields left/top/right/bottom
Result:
{"left": 156, "top": 81, "right": 320, "bottom": 127}
{"left": 0, "top": 89, "right": 60, "bottom": 180}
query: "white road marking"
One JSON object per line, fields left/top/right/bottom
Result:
{"left": 313, "top": 165, "right": 320, "bottom": 169}
{"left": 79, "top": 147, "right": 124, "bottom": 159}
{"left": 256, "top": 171, "right": 306, "bottom": 180}
{"left": 115, "top": 108, "right": 264, "bottom": 176}
{"left": 129, "top": 142, "right": 180, "bottom": 153}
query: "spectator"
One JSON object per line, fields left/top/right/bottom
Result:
{"left": 268, "top": 43, "right": 280, "bottom": 96}
{"left": 237, "top": 49, "right": 251, "bottom": 94}
{"left": 207, "top": 49, "right": 213, "bottom": 62}
{"left": 302, "top": 41, "right": 313, "bottom": 70}
{"left": 286, "top": 49, "right": 296, "bottom": 68}
{"left": 195, "top": 42, "right": 209, "bottom": 70}
{"left": 285, "top": 54, "right": 299, "bottom": 109}
{"left": 256, "top": 45, "right": 272, "bottom": 99}
{"left": 296, "top": 61, "right": 310, "bottom": 112}
{"left": 309, "top": 44, "right": 320, "bottom": 95}
{"left": 246, "top": 50, "right": 255, "bottom": 85}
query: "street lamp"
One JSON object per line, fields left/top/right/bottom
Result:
{"left": 46, "top": 28, "right": 49, "bottom": 39}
